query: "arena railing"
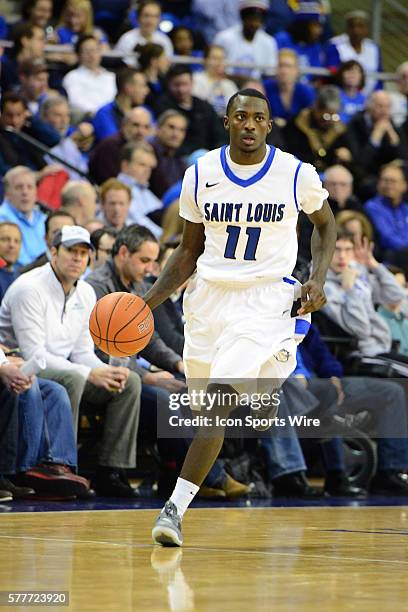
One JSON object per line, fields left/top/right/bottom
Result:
{"left": 0, "top": 41, "right": 398, "bottom": 84}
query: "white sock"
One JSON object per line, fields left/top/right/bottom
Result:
{"left": 169, "top": 477, "right": 200, "bottom": 518}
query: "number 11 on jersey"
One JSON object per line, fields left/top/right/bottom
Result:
{"left": 224, "top": 225, "right": 261, "bottom": 261}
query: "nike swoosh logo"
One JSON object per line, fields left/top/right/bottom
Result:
{"left": 205, "top": 182, "right": 219, "bottom": 188}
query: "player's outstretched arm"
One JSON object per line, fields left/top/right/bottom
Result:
{"left": 299, "top": 200, "right": 337, "bottom": 315}
{"left": 143, "top": 221, "right": 205, "bottom": 310}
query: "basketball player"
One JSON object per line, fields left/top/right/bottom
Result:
{"left": 144, "top": 89, "right": 337, "bottom": 546}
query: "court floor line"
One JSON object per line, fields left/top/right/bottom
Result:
{"left": 3, "top": 504, "right": 408, "bottom": 516}
{"left": 0, "top": 534, "right": 406, "bottom": 566}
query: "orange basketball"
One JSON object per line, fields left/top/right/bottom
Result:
{"left": 89, "top": 292, "right": 154, "bottom": 357}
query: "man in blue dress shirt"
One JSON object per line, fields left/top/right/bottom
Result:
{"left": 0, "top": 166, "right": 46, "bottom": 268}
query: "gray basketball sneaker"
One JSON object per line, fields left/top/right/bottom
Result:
{"left": 251, "top": 401, "right": 280, "bottom": 431}
{"left": 251, "top": 385, "right": 281, "bottom": 432}
{"left": 152, "top": 500, "right": 183, "bottom": 547}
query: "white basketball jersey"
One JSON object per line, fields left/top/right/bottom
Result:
{"left": 179, "top": 145, "right": 328, "bottom": 284}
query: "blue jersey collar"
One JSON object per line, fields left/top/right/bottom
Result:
{"left": 220, "top": 145, "right": 276, "bottom": 188}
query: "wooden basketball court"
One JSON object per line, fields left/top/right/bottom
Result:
{"left": 1, "top": 505, "right": 407, "bottom": 610}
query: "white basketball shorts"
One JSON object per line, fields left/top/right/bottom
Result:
{"left": 183, "top": 274, "right": 310, "bottom": 388}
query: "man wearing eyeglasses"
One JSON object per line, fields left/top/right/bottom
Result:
{"left": 282, "top": 85, "right": 353, "bottom": 174}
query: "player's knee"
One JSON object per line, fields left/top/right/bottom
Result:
{"left": 206, "top": 383, "right": 239, "bottom": 416}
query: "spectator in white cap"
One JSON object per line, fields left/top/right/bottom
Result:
{"left": 0, "top": 224, "right": 142, "bottom": 498}
{"left": 214, "top": 0, "right": 278, "bottom": 78}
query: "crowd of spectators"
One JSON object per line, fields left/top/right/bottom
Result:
{"left": 1, "top": 0, "right": 408, "bottom": 503}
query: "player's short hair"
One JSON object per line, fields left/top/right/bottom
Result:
{"left": 226, "top": 88, "right": 272, "bottom": 119}
{"left": 112, "top": 224, "right": 158, "bottom": 257}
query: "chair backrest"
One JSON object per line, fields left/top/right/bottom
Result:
{"left": 311, "top": 310, "right": 358, "bottom": 362}
{"left": 312, "top": 310, "right": 355, "bottom": 342}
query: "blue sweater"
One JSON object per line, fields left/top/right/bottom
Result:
{"left": 297, "top": 324, "right": 344, "bottom": 378}
{"left": 365, "top": 195, "right": 408, "bottom": 251}
{"left": 339, "top": 90, "right": 367, "bottom": 124}
{"left": 92, "top": 100, "right": 123, "bottom": 142}
{"left": 264, "top": 79, "right": 315, "bottom": 122}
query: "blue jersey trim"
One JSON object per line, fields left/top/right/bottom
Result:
{"left": 295, "top": 319, "right": 310, "bottom": 336}
{"left": 293, "top": 161, "right": 302, "bottom": 212}
{"left": 283, "top": 276, "right": 296, "bottom": 285}
{"left": 194, "top": 161, "right": 199, "bottom": 208}
{"left": 220, "top": 145, "right": 276, "bottom": 187}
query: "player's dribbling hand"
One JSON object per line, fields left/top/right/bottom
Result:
{"left": 298, "top": 279, "right": 327, "bottom": 315}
